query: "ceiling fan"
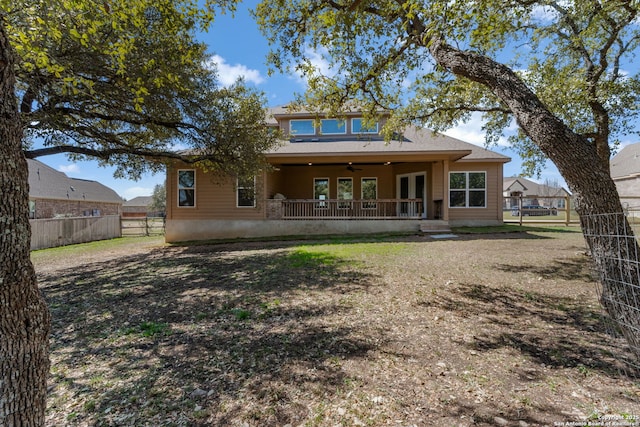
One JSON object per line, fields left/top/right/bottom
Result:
{"left": 346, "top": 164, "right": 363, "bottom": 172}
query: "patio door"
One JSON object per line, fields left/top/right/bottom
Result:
{"left": 397, "top": 172, "right": 426, "bottom": 218}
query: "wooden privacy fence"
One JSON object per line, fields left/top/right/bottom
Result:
{"left": 30, "top": 215, "right": 121, "bottom": 250}
{"left": 121, "top": 217, "right": 165, "bottom": 236}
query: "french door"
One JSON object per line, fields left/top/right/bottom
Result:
{"left": 397, "top": 172, "right": 426, "bottom": 218}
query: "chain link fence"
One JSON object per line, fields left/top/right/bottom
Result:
{"left": 581, "top": 212, "right": 640, "bottom": 377}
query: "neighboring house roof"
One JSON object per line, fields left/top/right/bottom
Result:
{"left": 611, "top": 143, "right": 640, "bottom": 179}
{"left": 123, "top": 196, "right": 153, "bottom": 208}
{"left": 28, "top": 159, "right": 123, "bottom": 204}
{"left": 266, "top": 124, "right": 510, "bottom": 163}
{"left": 503, "top": 176, "right": 571, "bottom": 197}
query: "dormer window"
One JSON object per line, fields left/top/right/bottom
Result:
{"left": 352, "top": 118, "right": 379, "bottom": 134}
{"left": 320, "top": 119, "right": 346, "bottom": 135}
{"left": 290, "top": 119, "right": 315, "bottom": 136}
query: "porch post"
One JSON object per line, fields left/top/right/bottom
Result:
{"left": 442, "top": 160, "right": 449, "bottom": 221}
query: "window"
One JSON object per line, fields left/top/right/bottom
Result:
{"left": 337, "top": 177, "right": 353, "bottom": 208}
{"left": 237, "top": 176, "right": 256, "bottom": 207}
{"left": 320, "top": 119, "right": 346, "bottom": 135}
{"left": 361, "top": 178, "right": 377, "bottom": 209}
{"left": 314, "top": 178, "right": 329, "bottom": 207}
{"left": 290, "top": 119, "right": 315, "bottom": 135}
{"left": 178, "top": 170, "right": 195, "bottom": 207}
{"left": 449, "top": 172, "right": 486, "bottom": 208}
{"left": 352, "top": 118, "right": 379, "bottom": 134}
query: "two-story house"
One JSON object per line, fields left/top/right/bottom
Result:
{"left": 164, "top": 106, "right": 510, "bottom": 242}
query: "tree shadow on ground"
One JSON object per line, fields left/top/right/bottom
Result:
{"left": 171, "top": 229, "right": 574, "bottom": 249}
{"left": 422, "top": 275, "right": 639, "bottom": 426}
{"left": 424, "top": 280, "right": 636, "bottom": 376}
{"left": 494, "top": 253, "right": 595, "bottom": 282}
{"left": 41, "top": 244, "right": 381, "bottom": 426}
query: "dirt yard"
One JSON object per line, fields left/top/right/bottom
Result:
{"left": 34, "top": 230, "right": 640, "bottom": 426}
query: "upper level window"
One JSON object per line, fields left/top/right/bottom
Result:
{"left": 290, "top": 119, "right": 315, "bottom": 136}
{"left": 449, "top": 172, "right": 486, "bottom": 208}
{"left": 178, "top": 170, "right": 195, "bottom": 207}
{"left": 352, "top": 118, "right": 379, "bottom": 134}
{"left": 320, "top": 119, "right": 346, "bottom": 135}
{"left": 237, "top": 176, "right": 256, "bottom": 207}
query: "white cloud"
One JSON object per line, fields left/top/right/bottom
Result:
{"left": 58, "top": 164, "right": 80, "bottom": 174}
{"left": 529, "top": 5, "right": 559, "bottom": 22}
{"left": 123, "top": 186, "right": 153, "bottom": 200}
{"left": 304, "top": 47, "right": 334, "bottom": 78}
{"left": 207, "top": 55, "right": 265, "bottom": 87}
{"left": 442, "top": 113, "right": 515, "bottom": 148}
{"left": 288, "top": 46, "right": 338, "bottom": 88}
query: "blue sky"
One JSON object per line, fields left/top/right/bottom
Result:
{"left": 33, "top": 3, "right": 635, "bottom": 199}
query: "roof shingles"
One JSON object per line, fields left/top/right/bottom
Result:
{"left": 28, "top": 159, "right": 123, "bottom": 204}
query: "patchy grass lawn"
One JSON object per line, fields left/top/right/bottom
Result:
{"left": 36, "top": 231, "right": 639, "bottom": 426}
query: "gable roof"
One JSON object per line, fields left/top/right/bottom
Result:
{"left": 28, "top": 159, "right": 123, "bottom": 204}
{"left": 266, "top": 125, "right": 509, "bottom": 164}
{"left": 123, "top": 196, "right": 153, "bottom": 207}
{"left": 265, "top": 105, "right": 510, "bottom": 164}
{"left": 504, "top": 176, "right": 571, "bottom": 197}
{"left": 611, "top": 143, "right": 640, "bottom": 179}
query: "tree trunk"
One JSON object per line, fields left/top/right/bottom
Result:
{"left": 0, "top": 20, "right": 51, "bottom": 426}
{"left": 429, "top": 39, "right": 640, "bottom": 360}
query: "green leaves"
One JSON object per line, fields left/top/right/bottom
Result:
{"left": 5, "top": 0, "right": 276, "bottom": 181}
{"left": 255, "top": 0, "right": 640, "bottom": 173}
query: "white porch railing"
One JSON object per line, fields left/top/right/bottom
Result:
{"left": 266, "top": 199, "right": 424, "bottom": 220}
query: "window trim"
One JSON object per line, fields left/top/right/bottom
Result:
{"left": 236, "top": 176, "right": 256, "bottom": 208}
{"left": 351, "top": 118, "right": 379, "bottom": 134}
{"left": 320, "top": 118, "right": 347, "bottom": 135}
{"left": 314, "top": 177, "right": 330, "bottom": 208}
{"left": 448, "top": 171, "right": 487, "bottom": 208}
{"left": 177, "top": 169, "right": 196, "bottom": 208}
{"left": 290, "top": 119, "right": 316, "bottom": 136}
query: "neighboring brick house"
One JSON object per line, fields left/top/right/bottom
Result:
{"left": 28, "top": 159, "right": 123, "bottom": 219}
{"left": 122, "top": 196, "right": 152, "bottom": 218}
{"left": 122, "top": 196, "right": 166, "bottom": 218}
{"left": 610, "top": 143, "right": 640, "bottom": 211}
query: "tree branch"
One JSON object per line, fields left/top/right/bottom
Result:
{"left": 23, "top": 145, "right": 222, "bottom": 165}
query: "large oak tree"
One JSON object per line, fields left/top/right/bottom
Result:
{"left": 1, "top": 0, "right": 276, "bottom": 423}
{"left": 254, "top": 0, "right": 640, "bottom": 359}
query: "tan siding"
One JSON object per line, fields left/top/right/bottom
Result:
{"left": 268, "top": 165, "right": 397, "bottom": 199}
{"left": 432, "top": 161, "right": 444, "bottom": 201}
{"left": 167, "top": 163, "right": 265, "bottom": 221}
{"left": 266, "top": 169, "right": 285, "bottom": 198}
{"left": 614, "top": 177, "right": 640, "bottom": 210}
{"left": 167, "top": 159, "right": 505, "bottom": 224}
{"left": 447, "top": 162, "right": 502, "bottom": 222}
